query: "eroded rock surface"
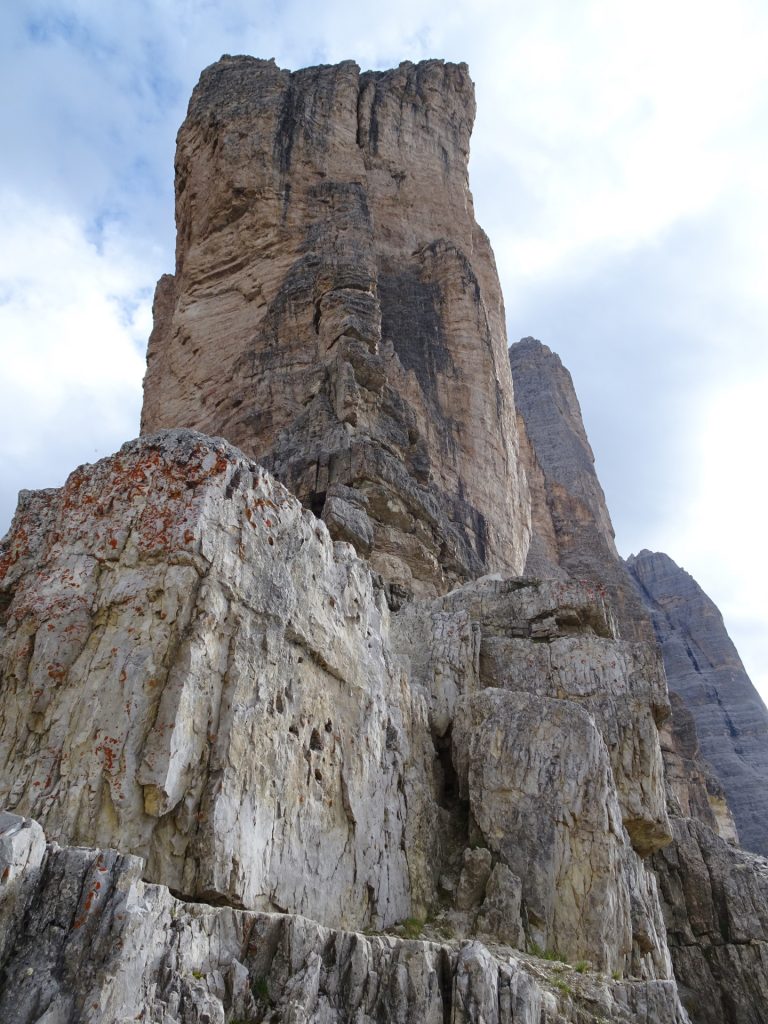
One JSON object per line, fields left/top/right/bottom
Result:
{"left": 395, "top": 576, "right": 674, "bottom": 977}
{"left": 141, "top": 57, "right": 530, "bottom": 596}
{"left": 659, "top": 693, "right": 737, "bottom": 843}
{"left": 509, "top": 337, "right": 651, "bottom": 643}
{"left": 508, "top": 335, "right": 768, "bottom": 1020}
{"left": 3, "top": 51, "right": 768, "bottom": 1024}
{"left": 0, "top": 432, "right": 687, "bottom": 1008}
{"left": 627, "top": 550, "right": 768, "bottom": 858}
{"left": 508, "top": 337, "right": 740, "bottom": 843}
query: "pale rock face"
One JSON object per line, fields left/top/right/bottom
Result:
{"left": 453, "top": 689, "right": 630, "bottom": 971}
{"left": 452, "top": 689, "right": 671, "bottom": 977}
{"left": 455, "top": 847, "right": 493, "bottom": 911}
{"left": 0, "top": 432, "right": 678, "bottom": 989}
{"left": 475, "top": 863, "right": 525, "bottom": 948}
{"left": 0, "top": 430, "right": 432, "bottom": 930}
{"left": 0, "top": 815, "right": 691, "bottom": 1024}
{"left": 509, "top": 337, "right": 651, "bottom": 643}
{"left": 397, "top": 577, "right": 672, "bottom": 859}
{"left": 508, "top": 337, "right": 746, "bottom": 851}
{"left": 659, "top": 692, "right": 738, "bottom": 842}
{"left": 141, "top": 57, "right": 531, "bottom": 597}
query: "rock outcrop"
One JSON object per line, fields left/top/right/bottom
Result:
{"left": 0, "top": 431, "right": 429, "bottom": 930}
{"left": 0, "top": 433, "right": 678, "bottom": 992}
{"left": 141, "top": 57, "right": 530, "bottom": 597}
{"left": 627, "top": 550, "right": 768, "bottom": 859}
{"left": 508, "top": 337, "right": 739, "bottom": 841}
{"left": 508, "top": 335, "right": 768, "bottom": 1023}
{"left": 653, "top": 816, "right": 768, "bottom": 1024}
{"left": 658, "top": 692, "right": 737, "bottom": 843}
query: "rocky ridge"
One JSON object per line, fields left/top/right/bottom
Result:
{"left": 0, "top": 431, "right": 674, "bottom": 984}
{"left": 0, "top": 813, "right": 688, "bottom": 1024}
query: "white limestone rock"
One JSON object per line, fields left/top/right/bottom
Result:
{"left": 0, "top": 430, "right": 429, "bottom": 930}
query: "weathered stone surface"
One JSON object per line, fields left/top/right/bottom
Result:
{"left": 0, "top": 427, "right": 685, "bottom": 1004}
{"left": 452, "top": 688, "right": 670, "bottom": 977}
{"left": 476, "top": 862, "right": 525, "bottom": 948}
{"left": 653, "top": 816, "right": 768, "bottom": 1024}
{"left": 0, "top": 813, "right": 47, "bottom": 968}
{"left": 397, "top": 576, "right": 672, "bottom": 859}
{"left": 141, "top": 57, "right": 530, "bottom": 597}
{"left": 455, "top": 846, "right": 493, "bottom": 911}
{"left": 506, "top": 335, "right": 768, "bottom": 1019}
{"left": 659, "top": 692, "right": 737, "bottom": 842}
{"left": 508, "top": 337, "right": 739, "bottom": 846}
{"left": 627, "top": 549, "right": 768, "bottom": 858}
{"left": 0, "top": 430, "right": 435, "bottom": 930}
{"left": 6, "top": 50, "right": 768, "bottom": 1021}
{"left": 0, "top": 815, "right": 691, "bottom": 1024}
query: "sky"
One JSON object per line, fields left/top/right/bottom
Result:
{"left": 1, "top": 0, "right": 766, "bottom": 699}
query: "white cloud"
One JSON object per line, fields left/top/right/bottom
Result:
{"left": 0, "top": 191, "right": 155, "bottom": 526}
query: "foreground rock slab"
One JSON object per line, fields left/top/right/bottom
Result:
{"left": 0, "top": 814, "right": 691, "bottom": 1024}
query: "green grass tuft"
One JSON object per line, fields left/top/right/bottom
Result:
{"left": 251, "top": 975, "right": 271, "bottom": 1003}
{"left": 400, "top": 916, "right": 425, "bottom": 939}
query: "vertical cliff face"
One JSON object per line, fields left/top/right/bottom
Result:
{"left": 508, "top": 336, "right": 734, "bottom": 835}
{"left": 0, "top": 434, "right": 674, "bottom": 980}
{"left": 627, "top": 550, "right": 768, "bottom": 858}
{"left": 509, "top": 337, "right": 652, "bottom": 643}
{"left": 142, "top": 57, "right": 530, "bottom": 597}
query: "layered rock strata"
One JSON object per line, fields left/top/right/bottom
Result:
{"left": 3, "top": 52, "right": 768, "bottom": 1024}
{"left": 0, "top": 431, "right": 428, "bottom": 929}
{"left": 395, "top": 575, "right": 673, "bottom": 978}
{"left": 508, "top": 335, "right": 768, "bottom": 1021}
{"left": 653, "top": 816, "right": 768, "bottom": 1024}
{"left": 141, "top": 57, "right": 530, "bottom": 597}
{"left": 659, "top": 693, "right": 737, "bottom": 842}
{"left": 0, "top": 813, "right": 690, "bottom": 1024}
{"left": 626, "top": 550, "right": 768, "bottom": 859}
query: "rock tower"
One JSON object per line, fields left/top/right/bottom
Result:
{"left": 142, "top": 57, "right": 530, "bottom": 597}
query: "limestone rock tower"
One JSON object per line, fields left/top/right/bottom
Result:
{"left": 142, "top": 57, "right": 530, "bottom": 596}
